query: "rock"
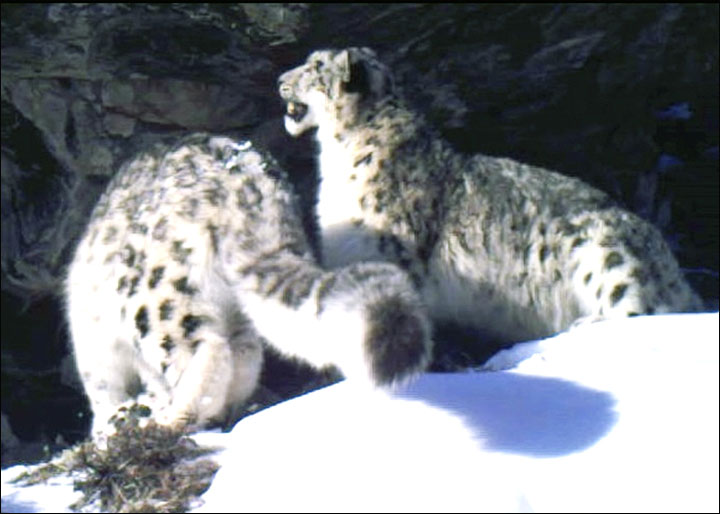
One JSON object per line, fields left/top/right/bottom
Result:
{"left": 1, "top": 3, "right": 717, "bottom": 453}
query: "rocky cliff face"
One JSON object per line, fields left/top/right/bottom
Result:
{"left": 1, "top": 4, "right": 717, "bottom": 465}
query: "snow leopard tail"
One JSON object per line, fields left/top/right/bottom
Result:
{"left": 238, "top": 256, "right": 432, "bottom": 387}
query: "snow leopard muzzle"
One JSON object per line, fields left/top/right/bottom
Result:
{"left": 285, "top": 101, "right": 308, "bottom": 122}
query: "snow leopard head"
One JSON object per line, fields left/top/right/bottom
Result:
{"left": 278, "top": 47, "right": 395, "bottom": 136}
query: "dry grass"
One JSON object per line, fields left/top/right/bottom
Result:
{"left": 12, "top": 403, "right": 221, "bottom": 513}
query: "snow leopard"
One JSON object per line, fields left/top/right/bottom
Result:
{"left": 65, "top": 133, "right": 431, "bottom": 438}
{"left": 278, "top": 47, "right": 703, "bottom": 349}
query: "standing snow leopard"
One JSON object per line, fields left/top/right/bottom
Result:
{"left": 278, "top": 47, "right": 703, "bottom": 348}
{"left": 66, "top": 133, "right": 431, "bottom": 438}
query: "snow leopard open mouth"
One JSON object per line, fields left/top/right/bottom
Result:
{"left": 286, "top": 101, "right": 308, "bottom": 122}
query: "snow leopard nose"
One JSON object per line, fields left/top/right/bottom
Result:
{"left": 278, "top": 80, "right": 292, "bottom": 96}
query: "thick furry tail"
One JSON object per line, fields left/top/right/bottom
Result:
{"left": 238, "top": 259, "right": 433, "bottom": 387}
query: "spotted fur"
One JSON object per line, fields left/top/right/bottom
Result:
{"left": 278, "top": 47, "right": 703, "bottom": 346}
{"left": 66, "top": 133, "right": 431, "bottom": 438}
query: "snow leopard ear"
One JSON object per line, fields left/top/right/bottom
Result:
{"left": 341, "top": 47, "right": 391, "bottom": 99}
{"left": 335, "top": 49, "right": 352, "bottom": 83}
{"left": 344, "top": 55, "right": 371, "bottom": 95}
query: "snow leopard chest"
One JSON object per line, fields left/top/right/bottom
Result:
{"left": 316, "top": 139, "right": 367, "bottom": 225}
{"left": 316, "top": 139, "right": 384, "bottom": 268}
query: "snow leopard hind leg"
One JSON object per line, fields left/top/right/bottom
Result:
{"left": 428, "top": 156, "right": 704, "bottom": 345}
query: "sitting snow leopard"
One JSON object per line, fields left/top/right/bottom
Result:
{"left": 278, "top": 47, "right": 703, "bottom": 349}
{"left": 65, "top": 133, "right": 431, "bottom": 438}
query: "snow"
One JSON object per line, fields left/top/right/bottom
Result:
{"left": 2, "top": 312, "right": 718, "bottom": 513}
{"left": 0, "top": 465, "right": 82, "bottom": 514}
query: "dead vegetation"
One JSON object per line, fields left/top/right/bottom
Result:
{"left": 12, "top": 404, "right": 221, "bottom": 513}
